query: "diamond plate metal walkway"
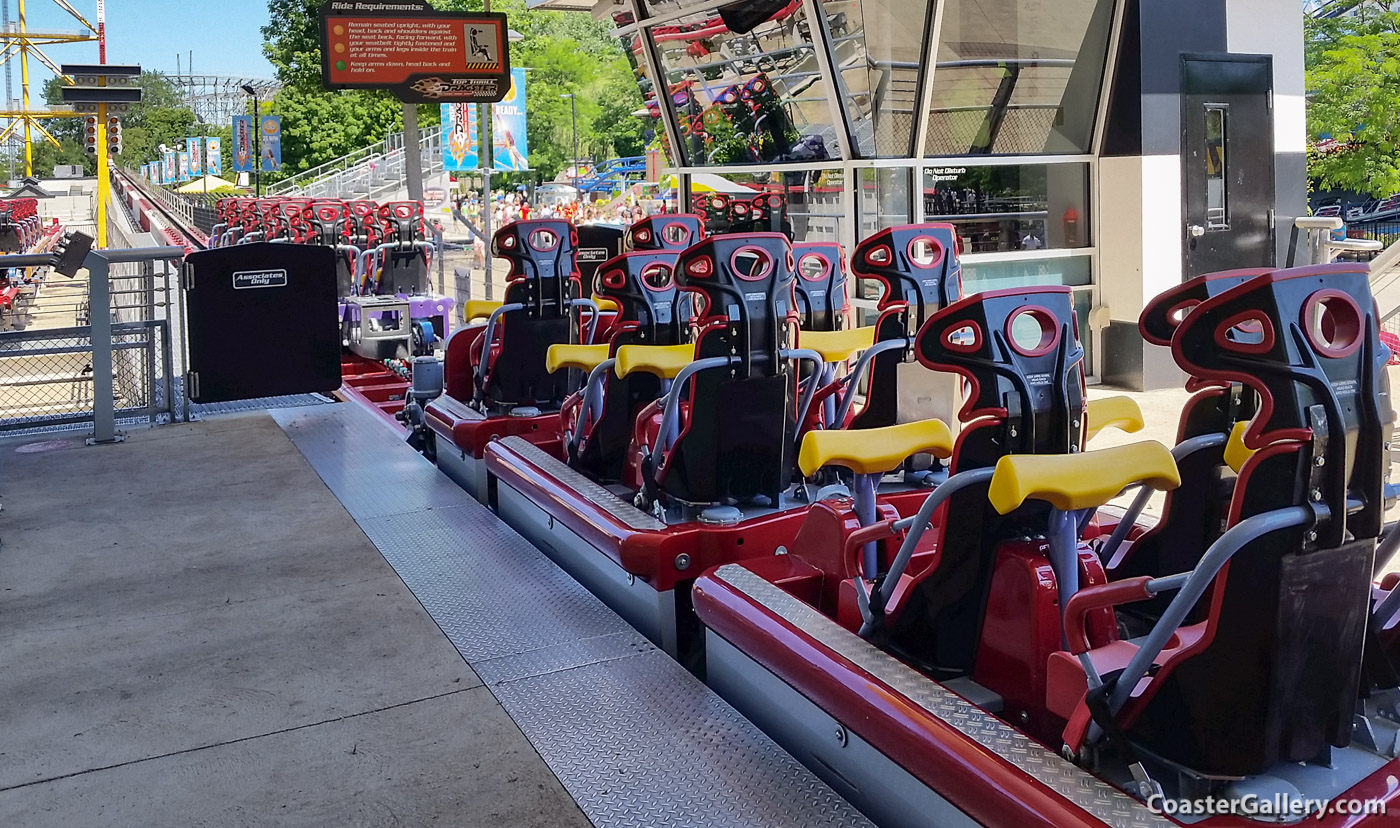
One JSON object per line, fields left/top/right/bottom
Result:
{"left": 271, "top": 402, "right": 872, "bottom": 828}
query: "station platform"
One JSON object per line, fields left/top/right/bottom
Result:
{"left": 0, "top": 403, "right": 867, "bottom": 827}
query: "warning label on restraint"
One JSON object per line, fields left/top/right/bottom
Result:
{"left": 232, "top": 269, "right": 288, "bottom": 289}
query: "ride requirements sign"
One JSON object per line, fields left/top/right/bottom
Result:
{"left": 319, "top": 0, "right": 510, "bottom": 104}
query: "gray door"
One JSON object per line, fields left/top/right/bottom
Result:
{"left": 1181, "top": 54, "right": 1275, "bottom": 278}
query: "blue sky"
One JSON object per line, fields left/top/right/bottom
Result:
{"left": 20, "top": 0, "right": 273, "bottom": 95}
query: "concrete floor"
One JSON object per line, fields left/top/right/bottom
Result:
{"left": 0, "top": 413, "right": 589, "bottom": 827}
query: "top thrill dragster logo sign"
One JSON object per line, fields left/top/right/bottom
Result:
{"left": 319, "top": 0, "right": 510, "bottom": 104}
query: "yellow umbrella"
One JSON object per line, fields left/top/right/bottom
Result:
{"left": 176, "top": 174, "right": 236, "bottom": 193}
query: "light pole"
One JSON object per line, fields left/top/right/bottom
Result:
{"left": 241, "top": 84, "right": 261, "bottom": 197}
{"left": 561, "top": 92, "right": 578, "bottom": 199}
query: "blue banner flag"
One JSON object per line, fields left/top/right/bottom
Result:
{"left": 231, "top": 116, "right": 255, "bottom": 173}
{"left": 206, "top": 137, "right": 222, "bottom": 177}
{"left": 187, "top": 137, "right": 203, "bottom": 176}
{"left": 441, "top": 103, "right": 479, "bottom": 171}
{"left": 260, "top": 116, "right": 282, "bottom": 172}
{"left": 491, "top": 68, "right": 528, "bottom": 171}
{"left": 439, "top": 68, "right": 529, "bottom": 173}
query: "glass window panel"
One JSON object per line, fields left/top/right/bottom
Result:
{"left": 648, "top": 6, "right": 843, "bottom": 165}
{"left": 857, "top": 167, "right": 912, "bottom": 299}
{"left": 780, "top": 167, "right": 847, "bottom": 243}
{"left": 615, "top": 11, "right": 667, "bottom": 160}
{"left": 680, "top": 169, "right": 847, "bottom": 243}
{"left": 823, "top": 0, "right": 931, "bottom": 157}
{"left": 859, "top": 167, "right": 913, "bottom": 237}
{"left": 922, "top": 163, "right": 1090, "bottom": 252}
{"left": 924, "top": 0, "right": 1115, "bottom": 156}
{"left": 1205, "top": 105, "right": 1228, "bottom": 230}
{"left": 961, "top": 254, "right": 1092, "bottom": 291}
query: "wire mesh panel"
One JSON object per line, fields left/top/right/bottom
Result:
{"left": 0, "top": 250, "right": 181, "bottom": 432}
{"left": 0, "top": 326, "right": 98, "bottom": 430}
{"left": 0, "top": 321, "right": 174, "bottom": 432}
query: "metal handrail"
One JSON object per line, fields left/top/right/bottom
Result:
{"left": 270, "top": 127, "right": 443, "bottom": 199}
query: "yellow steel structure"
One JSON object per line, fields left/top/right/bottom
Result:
{"left": 94, "top": 95, "right": 104, "bottom": 246}
{"left": 0, "top": 0, "right": 98, "bottom": 179}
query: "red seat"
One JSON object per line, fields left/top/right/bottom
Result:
{"left": 1052, "top": 266, "right": 1384, "bottom": 778}
{"left": 1045, "top": 624, "right": 1206, "bottom": 722}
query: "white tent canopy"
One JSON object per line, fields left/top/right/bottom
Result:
{"left": 175, "top": 174, "right": 237, "bottom": 193}
{"left": 659, "top": 173, "right": 759, "bottom": 195}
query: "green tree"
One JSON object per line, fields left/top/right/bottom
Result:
{"left": 263, "top": 0, "right": 332, "bottom": 93}
{"left": 261, "top": 0, "right": 651, "bottom": 182}
{"left": 28, "top": 135, "right": 92, "bottom": 177}
{"left": 1306, "top": 1, "right": 1400, "bottom": 197}
{"left": 272, "top": 85, "right": 403, "bottom": 175}
{"left": 24, "top": 72, "right": 199, "bottom": 177}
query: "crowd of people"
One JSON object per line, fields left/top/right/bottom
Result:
{"left": 451, "top": 189, "right": 662, "bottom": 266}
{"left": 452, "top": 190, "right": 652, "bottom": 231}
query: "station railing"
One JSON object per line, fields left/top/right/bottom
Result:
{"left": 0, "top": 245, "right": 185, "bottom": 440}
{"left": 268, "top": 128, "right": 443, "bottom": 200}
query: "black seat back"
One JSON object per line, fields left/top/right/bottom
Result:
{"left": 747, "top": 193, "right": 793, "bottom": 238}
{"left": 1123, "top": 263, "right": 1387, "bottom": 776}
{"left": 481, "top": 219, "right": 581, "bottom": 407}
{"left": 1140, "top": 268, "right": 1272, "bottom": 351}
{"left": 379, "top": 201, "right": 425, "bottom": 244}
{"left": 0, "top": 204, "right": 19, "bottom": 253}
{"left": 624, "top": 214, "right": 704, "bottom": 252}
{"left": 886, "top": 286, "right": 1086, "bottom": 673}
{"left": 698, "top": 194, "right": 732, "bottom": 235}
{"left": 1109, "top": 269, "right": 1270, "bottom": 590}
{"left": 576, "top": 251, "right": 685, "bottom": 480}
{"left": 849, "top": 223, "right": 963, "bottom": 429}
{"left": 305, "top": 201, "right": 355, "bottom": 295}
{"left": 655, "top": 233, "right": 797, "bottom": 505}
{"left": 792, "top": 241, "right": 848, "bottom": 332}
{"left": 595, "top": 252, "right": 688, "bottom": 346}
{"left": 576, "top": 223, "right": 625, "bottom": 297}
{"left": 348, "top": 200, "right": 382, "bottom": 249}
{"left": 375, "top": 201, "right": 428, "bottom": 295}
{"left": 917, "top": 286, "right": 1086, "bottom": 460}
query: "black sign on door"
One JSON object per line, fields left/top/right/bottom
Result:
{"left": 184, "top": 243, "right": 342, "bottom": 403}
{"left": 1181, "top": 54, "right": 1275, "bottom": 279}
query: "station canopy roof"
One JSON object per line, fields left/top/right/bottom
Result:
{"left": 618, "top": 0, "right": 1116, "bottom": 167}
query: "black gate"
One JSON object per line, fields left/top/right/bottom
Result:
{"left": 183, "top": 243, "right": 341, "bottom": 403}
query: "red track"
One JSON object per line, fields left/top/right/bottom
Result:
{"left": 338, "top": 353, "right": 410, "bottom": 431}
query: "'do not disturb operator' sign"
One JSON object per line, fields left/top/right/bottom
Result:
{"left": 319, "top": 0, "right": 510, "bottom": 104}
